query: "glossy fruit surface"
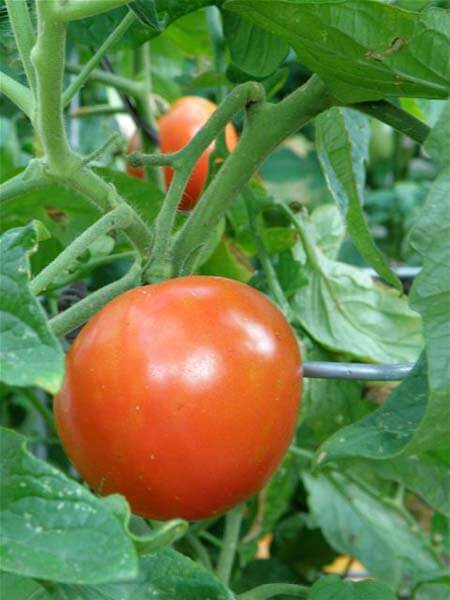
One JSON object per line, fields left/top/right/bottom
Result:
{"left": 127, "top": 96, "right": 238, "bottom": 210}
{"left": 55, "top": 276, "right": 302, "bottom": 520}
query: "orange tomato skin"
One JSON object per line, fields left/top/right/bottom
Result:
{"left": 55, "top": 276, "right": 302, "bottom": 521}
{"left": 127, "top": 96, "right": 238, "bottom": 210}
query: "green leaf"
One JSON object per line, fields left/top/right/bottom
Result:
{"left": 235, "top": 226, "right": 298, "bottom": 257}
{"left": 298, "top": 347, "right": 368, "bottom": 448}
{"left": 303, "top": 471, "right": 442, "bottom": 590}
{"left": 291, "top": 214, "right": 423, "bottom": 364}
{"left": 424, "top": 100, "right": 450, "bottom": 167}
{"left": 130, "top": 0, "right": 163, "bottom": 32}
{"left": 409, "top": 168, "right": 450, "bottom": 450}
{"left": 247, "top": 452, "right": 300, "bottom": 542}
{"left": 260, "top": 138, "right": 333, "bottom": 207}
{"left": 316, "top": 107, "right": 401, "bottom": 289}
{"left": 310, "top": 205, "right": 345, "bottom": 260}
{"left": 0, "top": 572, "right": 51, "bottom": 600}
{"left": 315, "top": 356, "right": 450, "bottom": 515}
{"left": 317, "top": 356, "right": 428, "bottom": 465}
{"left": 225, "top": 0, "right": 450, "bottom": 102}
{"left": 309, "top": 575, "right": 396, "bottom": 600}
{"left": 0, "top": 223, "right": 64, "bottom": 394}
{"left": 223, "top": 12, "right": 289, "bottom": 78}
{"left": 57, "top": 549, "right": 234, "bottom": 599}
{"left": 0, "top": 428, "right": 138, "bottom": 584}
{"left": 366, "top": 442, "right": 450, "bottom": 517}
{"left": 198, "top": 237, "right": 254, "bottom": 282}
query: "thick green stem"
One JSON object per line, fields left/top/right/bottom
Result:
{"left": 0, "top": 71, "right": 34, "bottom": 119}
{"left": 54, "top": 0, "right": 131, "bottom": 22}
{"left": 33, "top": 0, "right": 78, "bottom": 174}
{"left": 353, "top": 100, "right": 430, "bottom": 144}
{"left": 144, "top": 81, "right": 265, "bottom": 277}
{"left": 47, "top": 251, "right": 136, "bottom": 292}
{"left": 71, "top": 104, "right": 126, "bottom": 118}
{"left": 0, "top": 161, "right": 49, "bottom": 203}
{"left": 65, "top": 64, "right": 144, "bottom": 98}
{"left": 134, "top": 42, "right": 164, "bottom": 189}
{"left": 64, "top": 168, "right": 152, "bottom": 260}
{"left": 238, "top": 584, "right": 309, "bottom": 600}
{"left": 129, "top": 153, "right": 178, "bottom": 168}
{"left": 30, "top": 205, "right": 134, "bottom": 295}
{"left": 243, "top": 187, "right": 291, "bottom": 316}
{"left": 5, "top": 0, "right": 37, "bottom": 95}
{"left": 216, "top": 505, "right": 244, "bottom": 585}
{"left": 172, "top": 75, "right": 332, "bottom": 275}
{"left": 49, "top": 258, "right": 141, "bottom": 336}
{"left": 63, "top": 11, "right": 136, "bottom": 107}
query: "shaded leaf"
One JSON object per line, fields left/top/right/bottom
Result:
{"left": 225, "top": 0, "right": 450, "bottom": 102}
{"left": 58, "top": 549, "right": 234, "bottom": 599}
{"left": 291, "top": 214, "right": 423, "bottom": 363}
{"left": 309, "top": 574, "right": 396, "bottom": 600}
{"left": 303, "top": 471, "right": 442, "bottom": 590}
{"left": 0, "top": 428, "right": 138, "bottom": 584}
{"left": 409, "top": 168, "right": 450, "bottom": 451}
{"left": 0, "top": 223, "right": 64, "bottom": 394}
{"left": 223, "top": 12, "right": 289, "bottom": 78}
{"left": 316, "top": 107, "right": 401, "bottom": 289}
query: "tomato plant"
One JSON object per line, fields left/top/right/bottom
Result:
{"left": 0, "top": 1, "right": 449, "bottom": 599}
{"left": 128, "top": 96, "right": 238, "bottom": 209}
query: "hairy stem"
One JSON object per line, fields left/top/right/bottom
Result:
{"left": 65, "top": 64, "right": 144, "bottom": 98}
{"left": 66, "top": 168, "right": 152, "bottom": 260}
{"left": 0, "top": 161, "right": 49, "bottom": 203}
{"left": 173, "top": 75, "right": 332, "bottom": 275}
{"left": 63, "top": 11, "right": 136, "bottom": 107}
{"left": 33, "top": 0, "right": 78, "bottom": 174}
{"left": 216, "top": 505, "right": 244, "bottom": 585}
{"left": 144, "top": 81, "right": 265, "bottom": 277}
{"left": 5, "top": 0, "right": 37, "bottom": 95}
{"left": 50, "top": 258, "right": 141, "bottom": 336}
{"left": 54, "top": 0, "right": 131, "bottom": 22}
{"left": 30, "top": 205, "right": 134, "bottom": 295}
{"left": 0, "top": 71, "right": 34, "bottom": 119}
{"left": 47, "top": 251, "right": 137, "bottom": 292}
{"left": 134, "top": 42, "right": 164, "bottom": 189}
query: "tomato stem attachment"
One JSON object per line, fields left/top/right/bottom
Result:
{"left": 216, "top": 504, "right": 245, "bottom": 585}
{"left": 49, "top": 257, "right": 141, "bottom": 337}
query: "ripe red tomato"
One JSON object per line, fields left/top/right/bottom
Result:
{"left": 55, "top": 276, "right": 302, "bottom": 521}
{"left": 127, "top": 96, "right": 238, "bottom": 210}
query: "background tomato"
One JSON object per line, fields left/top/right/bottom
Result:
{"left": 55, "top": 276, "right": 302, "bottom": 521}
{"left": 127, "top": 96, "right": 238, "bottom": 210}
